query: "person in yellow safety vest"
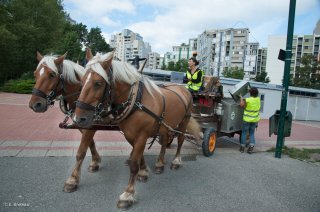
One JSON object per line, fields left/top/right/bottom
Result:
{"left": 184, "top": 57, "right": 204, "bottom": 93}
{"left": 239, "top": 87, "right": 261, "bottom": 154}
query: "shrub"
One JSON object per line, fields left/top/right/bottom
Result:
{"left": 0, "top": 79, "right": 35, "bottom": 94}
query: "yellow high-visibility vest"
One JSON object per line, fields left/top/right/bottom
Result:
{"left": 243, "top": 97, "right": 261, "bottom": 122}
{"left": 185, "top": 69, "right": 204, "bottom": 91}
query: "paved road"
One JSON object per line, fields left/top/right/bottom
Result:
{"left": 0, "top": 153, "right": 320, "bottom": 212}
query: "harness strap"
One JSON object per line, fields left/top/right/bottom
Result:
{"left": 161, "top": 86, "right": 188, "bottom": 113}
{"left": 147, "top": 95, "right": 166, "bottom": 149}
{"left": 75, "top": 100, "right": 96, "bottom": 111}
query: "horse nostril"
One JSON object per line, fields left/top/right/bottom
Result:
{"left": 35, "top": 102, "right": 42, "bottom": 109}
{"left": 79, "top": 117, "right": 87, "bottom": 123}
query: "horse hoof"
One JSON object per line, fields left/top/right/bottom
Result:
{"left": 117, "top": 200, "right": 133, "bottom": 210}
{"left": 155, "top": 166, "right": 164, "bottom": 174}
{"left": 170, "top": 164, "right": 181, "bottom": 170}
{"left": 63, "top": 183, "right": 78, "bottom": 193}
{"left": 88, "top": 165, "right": 99, "bottom": 173}
{"left": 137, "top": 175, "right": 148, "bottom": 183}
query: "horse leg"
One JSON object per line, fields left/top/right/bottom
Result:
{"left": 155, "top": 134, "right": 168, "bottom": 174}
{"left": 63, "top": 130, "right": 96, "bottom": 192}
{"left": 171, "top": 133, "right": 184, "bottom": 170}
{"left": 88, "top": 134, "right": 101, "bottom": 172}
{"left": 124, "top": 149, "right": 133, "bottom": 166}
{"left": 117, "top": 137, "right": 146, "bottom": 210}
{"left": 126, "top": 143, "right": 148, "bottom": 182}
{"left": 137, "top": 156, "right": 149, "bottom": 182}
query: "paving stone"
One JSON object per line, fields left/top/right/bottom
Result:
{"left": 17, "top": 150, "right": 48, "bottom": 157}
{"left": 0, "top": 150, "right": 21, "bottom": 157}
{"left": 26, "top": 141, "right": 52, "bottom": 147}
{"left": 46, "top": 149, "right": 74, "bottom": 157}
{"left": 1, "top": 141, "right": 29, "bottom": 146}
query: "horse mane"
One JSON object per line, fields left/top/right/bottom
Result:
{"left": 86, "top": 52, "right": 162, "bottom": 97}
{"left": 37, "top": 55, "right": 85, "bottom": 84}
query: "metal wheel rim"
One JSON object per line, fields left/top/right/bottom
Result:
{"left": 208, "top": 133, "right": 216, "bottom": 152}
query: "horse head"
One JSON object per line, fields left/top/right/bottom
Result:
{"left": 74, "top": 48, "right": 114, "bottom": 127}
{"left": 29, "top": 51, "right": 67, "bottom": 112}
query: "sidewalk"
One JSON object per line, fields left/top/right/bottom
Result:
{"left": 0, "top": 92, "right": 320, "bottom": 157}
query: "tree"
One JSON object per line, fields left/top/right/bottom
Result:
{"left": 255, "top": 71, "right": 270, "bottom": 83}
{"left": 174, "top": 59, "right": 188, "bottom": 72}
{"left": 222, "top": 67, "right": 245, "bottom": 80}
{"left": 56, "top": 22, "right": 88, "bottom": 63}
{"left": 291, "top": 54, "right": 320, "bottom": 89}
{"left": 167, "top": 61, "right": 175, "bottom": 71}
{"left": 86, "top": 27, "right": 111, "bottom": 55}
{"left": 0, "top": 0, "right": 67, "bottom": 85}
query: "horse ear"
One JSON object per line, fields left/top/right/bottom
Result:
{"left": 86, "top": 48, "right": 93, "bottom": 61}
{"left": 37, "top": 51, "right": 43, "bottom": 62}
{"left": 100, "top": 51, "right": 114, "bottom": 70}
{"left": 54, "top": 52, "right": 67, "bottom": 65}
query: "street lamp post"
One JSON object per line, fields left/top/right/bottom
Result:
{"left": 275, "top": 0, "right": 296, "bottom": 158}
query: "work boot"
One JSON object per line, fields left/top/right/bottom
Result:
{"left": 239, "top": 146, "right": 245, "bottom": 153}
{"left": 247, "top": 145, "right": 254, "bottom": 154}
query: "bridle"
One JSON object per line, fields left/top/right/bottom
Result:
{"left": 31, "top": 63, "right": 64, "bottom": 107}
{"left": 76, "top": 66, "right": 117, "bottom": 120}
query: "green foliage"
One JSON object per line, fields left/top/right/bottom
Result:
{"left": 222, "top": 67, "right": 245, "bottom": 79}
{"left": 164, "top": 59, "right": 188, "bottom": 72}
{"left": 0, "top": 0, "right": 112, "bottom": 89}
{"left": 0, "top": 79, "right": 35, "bottom": 94}
{"left": 255, "top": 71, "right": 270, "bottom": 83}
{"left": 291, "top": 54, "right": 320, "bottom": 89}
{"left": 0, "top": 0, "right": 66, "bottom": 85}
{"left": 267, "top": 146, "right": 320, "bottom": 162}
{"left": 174, "top": 59, "right": 188, "bottom": 72}
{"left": 55, "top": 22, "right": 87, "bottom": 62}
{"left": 86, "top": 27, "right": 111, "bottom": 55}
{"left": 167, "top": 61, "right": 175, "bottom": 71}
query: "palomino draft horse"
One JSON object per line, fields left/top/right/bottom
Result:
{"left": 29, "top": 52, "right": 101, "bottom": 192}
{"left": 74, "top": 49, "right": 201, "bottom": 209}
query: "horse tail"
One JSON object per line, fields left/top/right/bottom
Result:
{"left": 186, "top": 117, "right": 201, "bottom": 141}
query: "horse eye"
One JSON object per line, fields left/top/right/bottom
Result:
{"left": 49, "top": 73, "right": 56, "bottom": 78}
{"left": 94, "top": 81, "right": 103, "bottom": 87}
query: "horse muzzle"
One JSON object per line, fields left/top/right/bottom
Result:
{"left": 29, "top": 99, "right": 48, "bottom": 113}
{"left": 73, "top": 111, "right": 94, "bottom": 128}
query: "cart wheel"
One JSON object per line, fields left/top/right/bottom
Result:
{"left": 202, "top": 127, "right": 217, "bottom": 157}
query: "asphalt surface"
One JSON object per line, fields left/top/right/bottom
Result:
{"left": 0, "top": 152, "right": 319, "bottom": 212}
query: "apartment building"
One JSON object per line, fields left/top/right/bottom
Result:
{"left": 147, "top": 52, "right": 161, "bottom": 69}
{"left": 256, "top": 48, "right": 268, "bottom": 74}
{"left": 266, "top": 34, "right": 320, "bottom": 84}
{"left": 197, "top": 28, "right": 249, "bottom": 76}
{"left": 243, "top": 42, "right": 259, "bottom": 79}
{"left": 109, "top": 29, "right": 151, "bottom": 63}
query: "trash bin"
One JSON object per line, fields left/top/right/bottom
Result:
{"left": 269, "top": 110, "right": 292, "bottom": 137}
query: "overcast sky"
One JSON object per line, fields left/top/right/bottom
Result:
{"left": 63, "top": 0, "right": 320, "bottom": 55}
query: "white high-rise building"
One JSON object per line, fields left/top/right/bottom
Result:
{"left": 243, "top": 42, "right": 259, "bottom": 79}
{"left": 197, "top": 28, "right": 249, "bottom": 76}
{"left": 266, "top": 34, "right": 320, "bottom": 85}
{"left": 109, "top": 29, "right": 151, "bottom": 63}
{"left": 148, "top": 52, "right": 161, "bottom": 69}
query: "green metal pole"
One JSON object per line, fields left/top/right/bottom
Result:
{"left": 275, "top": 0, "right": 296, "bottom": 158}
